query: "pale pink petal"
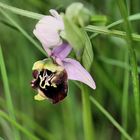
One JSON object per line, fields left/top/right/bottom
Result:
{"left": 63, "top": 58, "right": 96, "bottom": 89}
{"left": 52, "top": 43, "right": 72, "bottom": 60}
{"left": 33, "top": 10, "right": 64, "bottom": 50}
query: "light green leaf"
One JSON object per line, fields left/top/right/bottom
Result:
{"left": 63, "top": 16, "right": 85, "bottom": 60}
{"left": 82, "top": 30, "right": 93, "bottom": 70}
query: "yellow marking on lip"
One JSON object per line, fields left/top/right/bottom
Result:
{"left": 51, "top": 83, "right": 57, "bottom": 88}
{"left": 34, "top": 89, "right": 47, "bottom": 101}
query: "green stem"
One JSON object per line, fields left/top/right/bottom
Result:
{"left": 117, "top": 0, "right": 140, "bottom": 139}
{"left": 61, "top": 101, "right": 76, "bottom": 140}
{"left": 90, "top": 97, "right": 133, "bottom": 140}
{"left": 90, "top": 13, "right": 140, "bottom": 39}
{"left": 121, "top": 50, "right": 129, "bottom": 140}
{"left": 85, "top": 25, "right": 140, "bottom": 42}
{"left": 0, "top": 46, "right": 20, "bottom": 140}
{"left": 81, "top": 85, "right": 95, "bottom": 140}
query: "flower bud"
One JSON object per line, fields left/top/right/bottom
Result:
{"left": 31, "top": 58, "right": 68, "bottom": 104}
{"left": 66, "top": 2, "right": 91, "bottom": 27}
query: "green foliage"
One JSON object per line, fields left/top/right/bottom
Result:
{"left": 82, "top": 30, "right": 93, "bottom": 70}
{"left": 0, "top": 137, "right": 4, "bottom": 140}
{"left": 0, "top": 0, "right": 140, "bottom": 140}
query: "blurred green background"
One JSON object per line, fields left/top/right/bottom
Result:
{"left": 0, "top": 0, "right": 140, "bottom": 140}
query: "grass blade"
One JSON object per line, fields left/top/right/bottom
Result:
{"left": 90, "top": 13, "right": 140, "bottom": 39}
{"left": 99, "top": 56, "right": 140, "bottom": 73}
{"left": 0, "top": 9, "right": 46, "bottom": 56}
{"left": 85, "top": 25, "right": 140, "bottom": 42}
{"left": 0, "top": 110, "right": 39, "bottom": 140}
{"left": 117, "top": 1, "right": 140, "bottom": 139}
{"left": 121, "top": 50, "right": 129, "bottom": 140}
{"left": 0, "top": 45, "right": 20, "bottom": 140}
{"left": 0, "top": 2, "right": 43, "bottom": 20}
{"left": 90, "top": 97, "right": 133, "bottom": 140}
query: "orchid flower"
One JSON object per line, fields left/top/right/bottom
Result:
{"left": 31, "top": 10, "right": 96, "bottom": 104}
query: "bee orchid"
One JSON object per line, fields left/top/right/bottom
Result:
{"left": 31, "top": 10, "right": 96, "bottom": 104}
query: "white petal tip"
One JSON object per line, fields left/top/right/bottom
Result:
{"left": 88, "top": 83, "right": 96, "bottom": 90}
{"left": 49, "top": 9, "right": 60, "bottom": 19}
{"left": 92, "top": 85, "right": 96, "bottom": 90}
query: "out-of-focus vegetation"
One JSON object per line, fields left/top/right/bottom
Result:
{"left": 0, "top": 0, "right": 140, "bottom": 140}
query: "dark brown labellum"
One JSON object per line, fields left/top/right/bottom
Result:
{"left": 31, "top": 67, "right": 68, "bottom": 104}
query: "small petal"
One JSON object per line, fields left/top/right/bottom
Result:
{"left": 63, "top": 58, "right": 96, "bottom": 89}
{"left": 33, "top": 10, "right": 64, "bottom": 50}
{"left": 52, "top": 43, "right": 72, "bottom": 60}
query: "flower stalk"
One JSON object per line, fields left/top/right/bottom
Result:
{"left": 81, "top": 85, "right": 95, "bottom": 140}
